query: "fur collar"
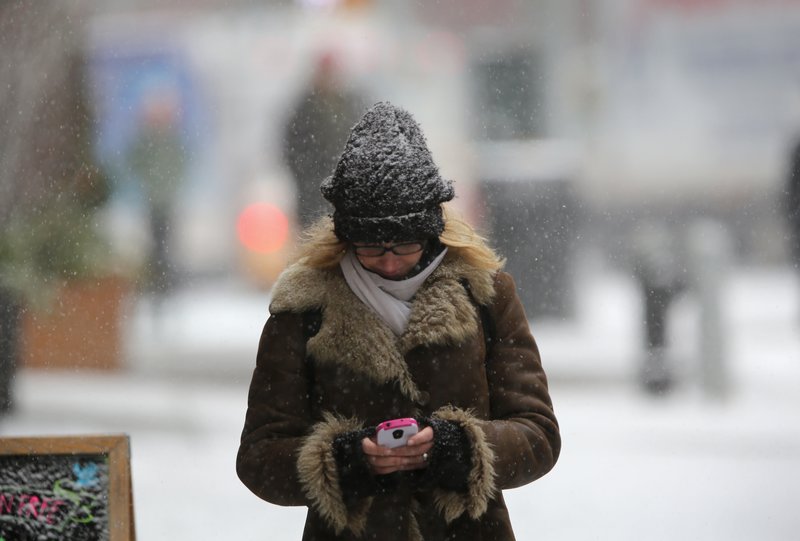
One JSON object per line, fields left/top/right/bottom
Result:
{"left": 269, "top": 253, "right": 496, "bottom": 402}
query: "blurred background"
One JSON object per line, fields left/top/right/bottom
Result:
{"left": 1, "top": 0, "right": 799, "bottom": 539}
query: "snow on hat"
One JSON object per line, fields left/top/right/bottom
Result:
{"left": 320, "top": 101, "right": 455, "bottom": 242}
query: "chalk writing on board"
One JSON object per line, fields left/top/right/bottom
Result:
{"left": 0, "top": 454, "right": 110, "bottom": 540}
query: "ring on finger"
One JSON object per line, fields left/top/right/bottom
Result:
{"left": 422, "top": 452, "right": 429, "bottom": 462}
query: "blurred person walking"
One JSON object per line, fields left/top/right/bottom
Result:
{"left": 282, "top": 52, "right": 364, "bottom": 229}
{"left": 127, "top": 89, "right": 187, "bottom": 303}
{"left": 788, "top": 137, "right": 800, "bottom": 323}
{"left": 631, "top": 221, "right": 687, "bottom": 394}
{"left": 238, "top": 102, "right": 560, "bottom": 540}
{"left": 788, "top": 139, "right": 800, "bottom": 270}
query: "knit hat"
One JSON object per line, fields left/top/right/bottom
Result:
{"left": 320, "top": 102, "right": 454, "bottom": 242}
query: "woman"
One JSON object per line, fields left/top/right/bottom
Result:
{"left": 237, "top": 102, "right": 560, "bottom": 540}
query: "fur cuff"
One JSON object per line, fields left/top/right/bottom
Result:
{"left": 297, "top": 413, "right": 373, "bottom": 535}
{"left": 430, "top": 406, "right": 497, "bottom": 522}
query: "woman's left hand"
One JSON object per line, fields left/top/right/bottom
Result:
{"left": 362, "top": 426, "right": 434, "bottom": 475}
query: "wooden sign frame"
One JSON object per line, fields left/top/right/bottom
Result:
{"left": 0, "top": 434, "right": 135, "bottom": 541}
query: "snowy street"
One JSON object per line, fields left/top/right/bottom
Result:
{"left": 2, "top": 266, "right": 799, "bottom": 540}
{"left": 4, "top": 2, "right": 800, "bottom": 540}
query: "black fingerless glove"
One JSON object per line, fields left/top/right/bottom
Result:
{"left": 416, "top": 417, "right": 472, "bottom": 492}
{"left": 331, "top": 426, "right": 378, "bottom": 504}
{"left": 332, "top": 426, "right": 398, "bottom": 501}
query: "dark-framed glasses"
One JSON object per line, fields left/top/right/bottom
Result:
{"left": 353, "top": 242, "right": 424, "bottom": 257}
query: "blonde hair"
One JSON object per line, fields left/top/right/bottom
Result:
{"left": 291, "top": 205, "right": 504, "bottom": 272}
{"left": 291, "top": 216, "right": 347, "bottom": 270}
{"left": 438, "top": 206, "right": 505, "bottom": 272}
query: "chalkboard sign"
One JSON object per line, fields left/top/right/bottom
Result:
{"left": 0, "top": 435, "right": 135, "bottom": 541}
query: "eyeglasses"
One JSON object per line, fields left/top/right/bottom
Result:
{"left": 353, "top": 242, "right": 424, "bottom": 257}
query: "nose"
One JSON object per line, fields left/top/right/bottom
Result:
{"left": 375, "top": 253, "right": 403, "bottom": 276}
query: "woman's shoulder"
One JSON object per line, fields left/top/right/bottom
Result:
{"left": 436, "top": 251, "right": 502, "bottom": 307}
{"left": 268, "top": 261, "right": 341, "bottom": 314}
{"left": 490, "top": 270, "right": 519, "bottom": 305}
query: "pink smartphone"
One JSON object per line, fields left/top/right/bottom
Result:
{"left": 376, "top": 418, "right": 419, "bottom": 448}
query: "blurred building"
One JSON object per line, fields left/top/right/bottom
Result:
{"left": 84, "top": 0, "right": 800, "bottom": 297}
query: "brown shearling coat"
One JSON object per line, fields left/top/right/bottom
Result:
{"left": 237, "top": 252, "right": 560, "bottom": 540}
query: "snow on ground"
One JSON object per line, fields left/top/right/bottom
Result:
{"left": 2, "top": 266, "right": 799, "bottom": 540}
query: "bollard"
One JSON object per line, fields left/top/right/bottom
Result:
{"left": 687, "top": 219, "right": 733, "bottom": 400}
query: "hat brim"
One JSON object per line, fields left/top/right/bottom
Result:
{"left": 333, "top": 206, "right": 445, "bottom": 243}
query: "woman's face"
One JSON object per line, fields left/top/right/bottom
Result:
{"left": 353, "top": 241, "right": 424, "bottom": 280}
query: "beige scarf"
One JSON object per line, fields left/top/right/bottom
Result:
{"left": 340, "top": 248, "right": 448, "bottom": 336}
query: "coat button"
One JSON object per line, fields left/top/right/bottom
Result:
{"left": 417, "top": 391, "right": 430, "bottom": 406}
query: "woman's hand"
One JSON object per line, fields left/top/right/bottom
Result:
{"left": 361, "top": 426, "right": 434, "bottom": 475}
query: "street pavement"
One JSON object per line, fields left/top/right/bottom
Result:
{"left": 1, "top": 265, "right": 799, "bottom": 540}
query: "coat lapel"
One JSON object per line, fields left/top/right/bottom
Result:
{"left": 269, "top": 254, "right": 497, "bottom": 402}
{"left": 310, "top": 276, "right": 421, "bottom": 402}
